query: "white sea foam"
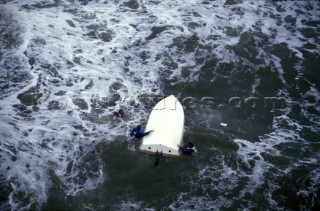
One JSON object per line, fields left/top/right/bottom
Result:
{"left": 116, "top": 200, "right": 146, "bottom": 211}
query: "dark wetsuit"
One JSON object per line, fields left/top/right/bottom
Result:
{"left": 130, "top": 127, "right": 150, "bottom": 139}
{"left": 179, "top": 146, "right": 195, "bottom": 154}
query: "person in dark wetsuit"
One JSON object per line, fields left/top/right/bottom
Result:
{"left": 178, "top": 142, "right": 196, "bottom": 154}
{"left": 112, "top": 109, "right": 125, "bottom": 118}
{"left": 130, "top": 125, "right": 153, "bottom": 139}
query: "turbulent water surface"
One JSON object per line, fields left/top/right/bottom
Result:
{"left": 0, "top": 0, "right": 319, "bottom": 210}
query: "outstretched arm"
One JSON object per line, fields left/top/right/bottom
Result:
{"left": 130, "top": 129, "right": 134, "bottom": 137}
{"left": 140, "top": 130, "right": 154, "bottom": 137}
{"left": 141, "top": 131, "right": 150, "bottom": 137}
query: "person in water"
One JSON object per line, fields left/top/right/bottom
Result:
{"left": 112, "top": 109, "right": 125, "bottom": 118}
{"left": 178, "top": 142, "right": 196, "bottom": 154}
{"left": 130, "top": 125, "right": 153, "bottom": 139}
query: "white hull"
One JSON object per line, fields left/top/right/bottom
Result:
{"left": 140, "top": 95, "right": 184, "bottom": 156}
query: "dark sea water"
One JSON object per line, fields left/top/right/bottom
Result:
{"left": 0, "top": 0, "right": 319, "bottom": 210}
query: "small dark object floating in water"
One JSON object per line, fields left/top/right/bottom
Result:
{"left": 154, "top": 158, "right": 160, "bottom": 167}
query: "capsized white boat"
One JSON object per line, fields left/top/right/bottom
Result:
{"left": 140, "top": 95, "right": 184, "bottom": 156}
